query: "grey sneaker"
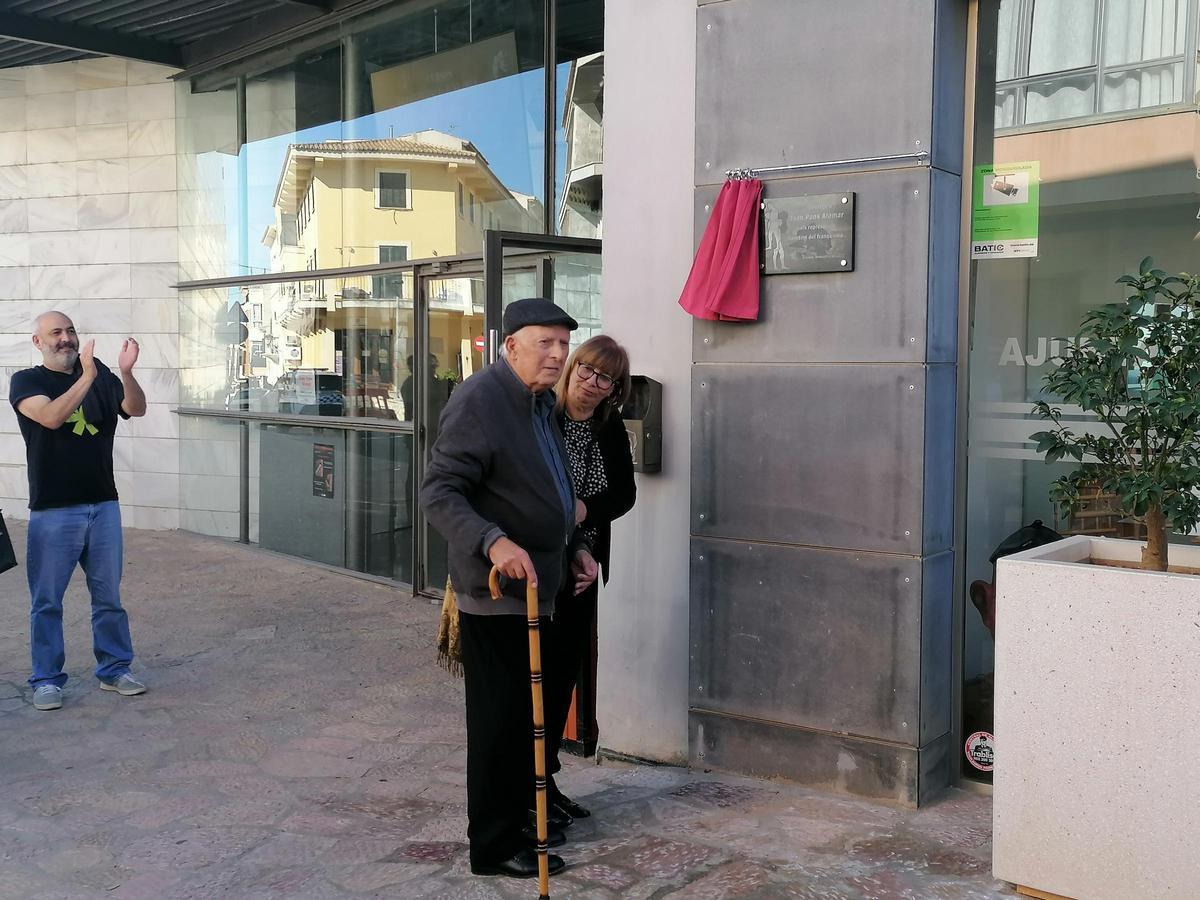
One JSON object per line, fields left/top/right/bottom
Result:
{"left": 99, "top": 673, "right": 146, "bottom": 696}
{"left": 32, "top": 684, "right": 63, "bottom": 711}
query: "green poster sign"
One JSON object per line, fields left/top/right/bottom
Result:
{"left": 971, "top": 161, "right": 1040, "bottom": 259}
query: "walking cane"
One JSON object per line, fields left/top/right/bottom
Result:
{"left": 488, "top": 565, "right": 550, "bottom": 900}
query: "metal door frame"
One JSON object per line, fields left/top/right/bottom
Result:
{"left": 412, "top": 258, "right": 486, "bottom": 598}
{"left": 480, "top": 229, "right": 603, "bottom": 753}
{"left": 482, "top": 230, "right": 604, "bottom": 363}
{"left": 952, "top": 0, "right": 995, "bottom": 794}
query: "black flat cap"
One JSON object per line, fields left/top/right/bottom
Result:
{"left": 502, "top": 297, "right": 578, "bottom": 337}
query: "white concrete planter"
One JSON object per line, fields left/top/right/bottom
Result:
{"left": 992, "top": 535, "right": 1200, "bottom": 900}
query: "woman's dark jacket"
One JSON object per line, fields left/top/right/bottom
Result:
{"left": 563, "top": 410, "right": 637, "bottom": 583}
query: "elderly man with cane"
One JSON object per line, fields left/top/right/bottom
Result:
{"left": 421, "top": 297, "right": 599, "bottom": 881}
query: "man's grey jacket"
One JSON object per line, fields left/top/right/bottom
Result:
{"left": 420, "top": 358, "right": 577, "bottom": 617}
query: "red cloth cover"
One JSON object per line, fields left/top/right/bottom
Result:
{"left": 677, "top": 178, "right": 763, "bottom": 322}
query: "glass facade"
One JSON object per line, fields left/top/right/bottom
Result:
{"left": 174, "top": 0, "right": 604, "bottom": 591}
{"left": 995, "top": 0, "right": 1195, "bottom": 128}
{"left": 963, "top": 0, "right": 1200, "bottom": 782}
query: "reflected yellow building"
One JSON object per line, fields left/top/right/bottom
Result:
{"left": 245, "top": 131, "right": 541, "bottom": 418}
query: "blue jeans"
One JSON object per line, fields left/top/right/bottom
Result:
{"left": 27, "top": 501, "right": 133, "bottom": 688}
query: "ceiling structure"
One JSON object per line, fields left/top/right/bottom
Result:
{"left": 0, "top": 0, "right": 334, "bottom": 70}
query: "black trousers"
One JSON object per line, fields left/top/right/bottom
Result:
{"left": 543, "top": 581, "right": 598, "bottom": 784}
{"left": 460, "top": 610, "right": 544, "bottom": 867}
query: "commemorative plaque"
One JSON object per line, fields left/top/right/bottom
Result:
{"left": 761, "top": 192, "right": 855, "bottom": 274}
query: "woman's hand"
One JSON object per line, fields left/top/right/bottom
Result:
{"left": 574, "top": 499, "right": 588, "bottom": 525}
{"left": 571, "top": 549, "right": 599, "bottom": 595}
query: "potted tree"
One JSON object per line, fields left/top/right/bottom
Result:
{"left": 991, "top": 259, "right": 1200, "bottom": 900}
{"left": 1030, "top": 258, "right": 1200, "bottom": 571}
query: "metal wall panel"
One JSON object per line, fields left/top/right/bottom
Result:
{"left": 926, "top": 169, "right": 963, "bottom": 364}
{"left": 695, "top": 0, "right": 936, "bottom": 185}
{"left": 691, "top": 537, "right": 922, "bottom": 743}
{"left": 690, "top": 709, "right": 921, "bottom": 805}
{"left": 688, "top": 0, "right": 968, "bottom": 806}
{"left": 693, "top": 169, "right": 932, "bottom": 365}
{"left": 691, "top": 364, "right": 927, "bottom": 555}
{"left": 919, "top": 549, "right": 955, "bottom": 745}
{"left": 917, "top": 729, "right": 954, "bottom": 805}
{"left": 922, "top": 363, "right": 957, "bottom": 554}
{"left": 930, "top": 0, "right": 969, "bottom": 175}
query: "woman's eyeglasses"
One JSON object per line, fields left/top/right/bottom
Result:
{"left": 576, "top": 363, "right": 614, "bottom": 391}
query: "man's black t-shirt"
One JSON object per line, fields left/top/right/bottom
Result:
{"left": 9, "top": 360, "right": 129, "bottom": 511}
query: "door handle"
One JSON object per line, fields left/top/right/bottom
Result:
{"left": 488, "top": 329, "right": 498, "bottom": 365}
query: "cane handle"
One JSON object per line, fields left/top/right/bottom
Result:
{"left": 487, "top": 565, "right": 540, "bottom": 606}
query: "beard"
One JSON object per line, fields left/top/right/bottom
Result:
{"left": 51, "top": 343, "right": 78, "bottom": 367}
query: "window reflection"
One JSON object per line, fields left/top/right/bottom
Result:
{"left": 174, "top": 0, "right": 606, "bottom": 591}
{"left": 994, "top": 0, "right": 1194, "bottom": 129}
{"left": 179, "top": 1, "right": 548, "bottom": 283}
{"left": 181, "top": 272, "right": 415, "bottom": 421}
{"left": 341, "top": 1, "right": 546, "bottom": 262}
{"left": 555, "top": 3, "right": 604, "bottom": 236}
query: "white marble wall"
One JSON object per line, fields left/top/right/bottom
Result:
{"left": 0, "top": 58, "right": 181, "bottom": 530}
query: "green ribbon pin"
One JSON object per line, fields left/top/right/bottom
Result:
{"left": 66, "top": 407, "right": 98, "bottom": 436}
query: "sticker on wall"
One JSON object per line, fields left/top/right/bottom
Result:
{"left": 971, "top": 161, "right": 1040, "bottom": 259}
{"left": 313, "top": 443, "right": 335, "bottom": 499}
{"left": 965, "top": 731, "right": 995, "bottom": 772}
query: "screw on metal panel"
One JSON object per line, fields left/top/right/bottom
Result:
{"left": 705, "top": 161, "right": 711, "bottom": 169}
{"left": 908, "top": 384, "right": 915, "bottom": 390}
{"left": 707, "top": 23, "right": 711, "bottom": 30}
{"left": 904, "top": 577, "right": 911, "bottom": 583}
{"left": 841, "top": 196, "right": 848, "bottom": 204}
{"left": 700, "top": 382, "right": 706, "bottom": 387}
{"left": 699, "top": 555, "right": 704, "bottom": 560}
{"left": 839, "top": 259, "right": 847, "bottom": 267}
{"left": 699, "top": 514, "right": 706, "bottom": 520}
{"left": 915, "top": 139, "right": 922, "bottom": 146}
{"left": 704, "top": 204, "right": 711, "bottom": 212}
{"left": 703, "top": 337, "right": 710, "bottom": 344}
{"left": 910, "top": 337, "right": 916, "bottom": 342}
{"left": 904, "top": 530, "right": 911, "bottom": 536}
{"left": 913, "top": 189, "right": 920, "bottom": 195}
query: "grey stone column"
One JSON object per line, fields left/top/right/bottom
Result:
{"left": 689, "top": 0, "right": 967, "bottom": 806}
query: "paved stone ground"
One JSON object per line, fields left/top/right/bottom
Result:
{"left": 0, "top": 524, "right": 1014, "bottom": 899}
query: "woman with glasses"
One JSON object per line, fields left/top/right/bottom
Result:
{"left": 542, "top": 335, "right": 636, "bottom": 825}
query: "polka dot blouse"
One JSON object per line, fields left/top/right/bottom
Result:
{"left": 561, "top": 415, "right": 608, "bottom": 545}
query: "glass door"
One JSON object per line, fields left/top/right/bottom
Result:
{"left": 415, "top": 259, "right": 542, "bottom": 594}
{"left": 482, "top": 230, "right": 603, "bottom": 753}
{"left": 959, "top": 0, "right": 1200, "bottom": 785}
{"left": 415, "top": 232, "right": 602, "bottom": 596}
{"left": 417, "top": 264, "right": 488, "bottom": 595}
{"left": 483, "top": 231, "right": 604, "bottom": 358}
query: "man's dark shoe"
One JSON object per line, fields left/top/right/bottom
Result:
{"left": 470, "top": 848, "right": 565, "bottom": 878}
{"left": 521, "top": 824, "right": 566, "bottom": 848}
{"left": 552, "top": 793, "right": 591, "bottom": 820}
{"left": 529, "top": 806, "right": 572, "bottom": 831}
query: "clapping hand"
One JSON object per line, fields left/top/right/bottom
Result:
{"left": 118, "top": 337, "right": 140, "bottom": 374}
{"left": 79, "top": 339, "right": 97, "bottom": 379}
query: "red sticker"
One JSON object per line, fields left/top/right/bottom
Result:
{"left": 965, "top": 731, "right": 995, "bottom": 772}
